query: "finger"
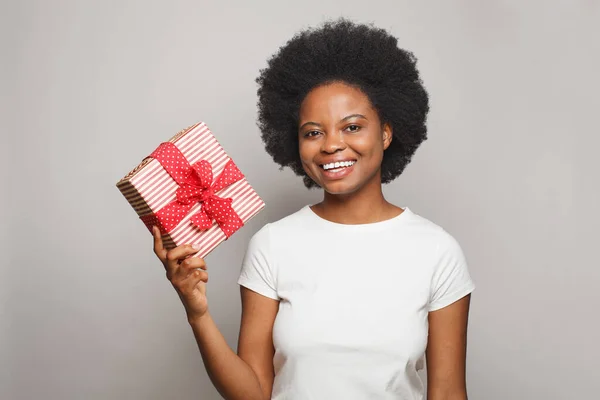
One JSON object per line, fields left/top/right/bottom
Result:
{"left": 179, "top": 270, "right": 208, "bottom": 293}
{"left": 152, "top": 226, "right": 167, "bottom": 260}
{"left": 165, "top": 244, "right": 202, "bottom": 280}
{"left": 180, "top": 257, "right": 207, "bottom": 272}
{"left": 166, "top": 243, "right": 201, "bottom": 264}
{"left": 174, "top": 256, "right": 207, "bottom": 282}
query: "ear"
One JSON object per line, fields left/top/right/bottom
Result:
{"left": 382, "top": 123, "right": 393, "bottom": 150}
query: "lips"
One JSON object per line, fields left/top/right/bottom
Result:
{"left": 318, "top": 159, "right": 356, "bottom": 180}
{"left": 320, "top": 160, "right": 356, "bottom": 171}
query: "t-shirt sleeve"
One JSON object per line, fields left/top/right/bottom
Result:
{"left": 428, "top": 231, "right": 476, "bottom": 311}
{"left": 237, "top": 224, "right": 279, "bottom": 300}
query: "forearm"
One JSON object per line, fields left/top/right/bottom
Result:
{"left": 188, "top": 312, "right": 266, "bottom": 400}
{"left": 427, "top": 389, "right": 467, "bottom": 400}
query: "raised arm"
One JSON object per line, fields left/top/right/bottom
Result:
{"left": 152, "top": 226, "right": 279, "bottom": 400}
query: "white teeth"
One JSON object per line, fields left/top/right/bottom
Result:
{"left": 322, "top": 161, "right": 355, "bottom": 170}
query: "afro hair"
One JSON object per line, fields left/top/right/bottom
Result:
{"left": 255, "top": 18, "right": 430, "bottom": 188}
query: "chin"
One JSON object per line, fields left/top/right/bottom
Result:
{"left": 320, "top": 180, "right": 362, "bottom": 196}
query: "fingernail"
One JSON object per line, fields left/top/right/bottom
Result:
{"left": 192, "top": 244, "right": 201, "bottom": 250}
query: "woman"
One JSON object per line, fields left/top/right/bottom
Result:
{"left": 152, "top": 19, "right": 475, "bottom": 400}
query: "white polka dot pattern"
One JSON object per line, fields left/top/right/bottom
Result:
{"left": 140, "top": 142, "right": 245, "bottom": 238}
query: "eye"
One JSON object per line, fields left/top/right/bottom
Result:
{"left": 303, "top": 130, "right": 321, "bottom": 138}
{"left": 345, "top": 124, "right": 361, "bottom": 132}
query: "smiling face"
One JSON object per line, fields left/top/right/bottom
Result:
{"left": 298, "top": 81, "right": 392, "bottom": 196}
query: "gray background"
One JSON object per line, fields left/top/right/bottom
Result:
{"left": 3, "top": 1, "right": 599, "bottom": 399}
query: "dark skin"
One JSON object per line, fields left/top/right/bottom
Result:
{"left": 297, "top": 81, "right": 400, "bottom": 224}
{"left": 299, "top": 82, "right": 471, "bottom": 399}
{"left": 152, "top": 81, "right": 471, "bottom": 400}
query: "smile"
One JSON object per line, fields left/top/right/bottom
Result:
{"left": 321, "top": 160, "right": 356, "bottom": 171}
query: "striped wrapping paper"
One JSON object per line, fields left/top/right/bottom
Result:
{"left": 116, "top": 122, "right": 265, "bottom": 258}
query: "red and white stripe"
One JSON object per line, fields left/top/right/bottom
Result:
{"left": 117, "top": 122, "right": 265, "bottom": 257}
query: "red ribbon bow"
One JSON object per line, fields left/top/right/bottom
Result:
{"left": 140, "top": 142, "right": 245, "bottom": 238}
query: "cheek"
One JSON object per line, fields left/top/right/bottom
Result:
{"left": 370, "top": 147, "right": 385, "bottom": 168}
{"left": 298, "top": 141, "right": 316, "bottom": 164}
{"left": 351, "top": 135, "right": 383, "bottom": 159}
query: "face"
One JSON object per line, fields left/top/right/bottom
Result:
{"left": 298, "top": 81, "right": 392, "bottom": 196}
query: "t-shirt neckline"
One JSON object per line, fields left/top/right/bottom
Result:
{"left": 302, "top": 204, "right": 411, "bottom": 232}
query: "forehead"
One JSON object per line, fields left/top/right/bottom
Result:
{"left": 299, "top": 82, "right": 375, "bottom": 120}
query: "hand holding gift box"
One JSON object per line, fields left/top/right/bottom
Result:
{"left": 116, "top": 122, "right": 265, "bottom": 258}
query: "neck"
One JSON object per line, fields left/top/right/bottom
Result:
{"left": 312, "top": 174, "right": 401, "bottom": 224}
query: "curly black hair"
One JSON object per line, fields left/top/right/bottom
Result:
{"left": 255, "top": 18, "right": 430, "bottom": 188}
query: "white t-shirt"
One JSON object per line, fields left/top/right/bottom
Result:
{"left": 237, "top": 205, "right": 475, "bottom": 400}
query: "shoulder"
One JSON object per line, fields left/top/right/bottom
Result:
{"left": 404, "top": 210, "right": 471, "bottom": 280}
{"left": 400, "top": 208, "right": 466, "bottom": 261}
{"left": 403, "top": 208, "right": 458, "bottom": 240}
{"left": 246, "top": 205, "right": 312, "bottom": 248}
{"left": 240, "top": 206, "right": 312, "bottom": 285}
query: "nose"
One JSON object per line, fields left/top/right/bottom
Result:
{"left": 321, "top": 130, "right": 346, "bottom": 154}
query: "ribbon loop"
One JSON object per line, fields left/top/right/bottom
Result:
{"left": 140, "top": 142, "right": 245, "bottom": 238}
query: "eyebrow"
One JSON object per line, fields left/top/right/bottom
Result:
{"left": 299, "top": 114, "right": 368, "bottom": 130}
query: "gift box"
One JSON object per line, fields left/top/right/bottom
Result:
{"left": 116, "top": 122, "right": 265, "bottom": 258}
